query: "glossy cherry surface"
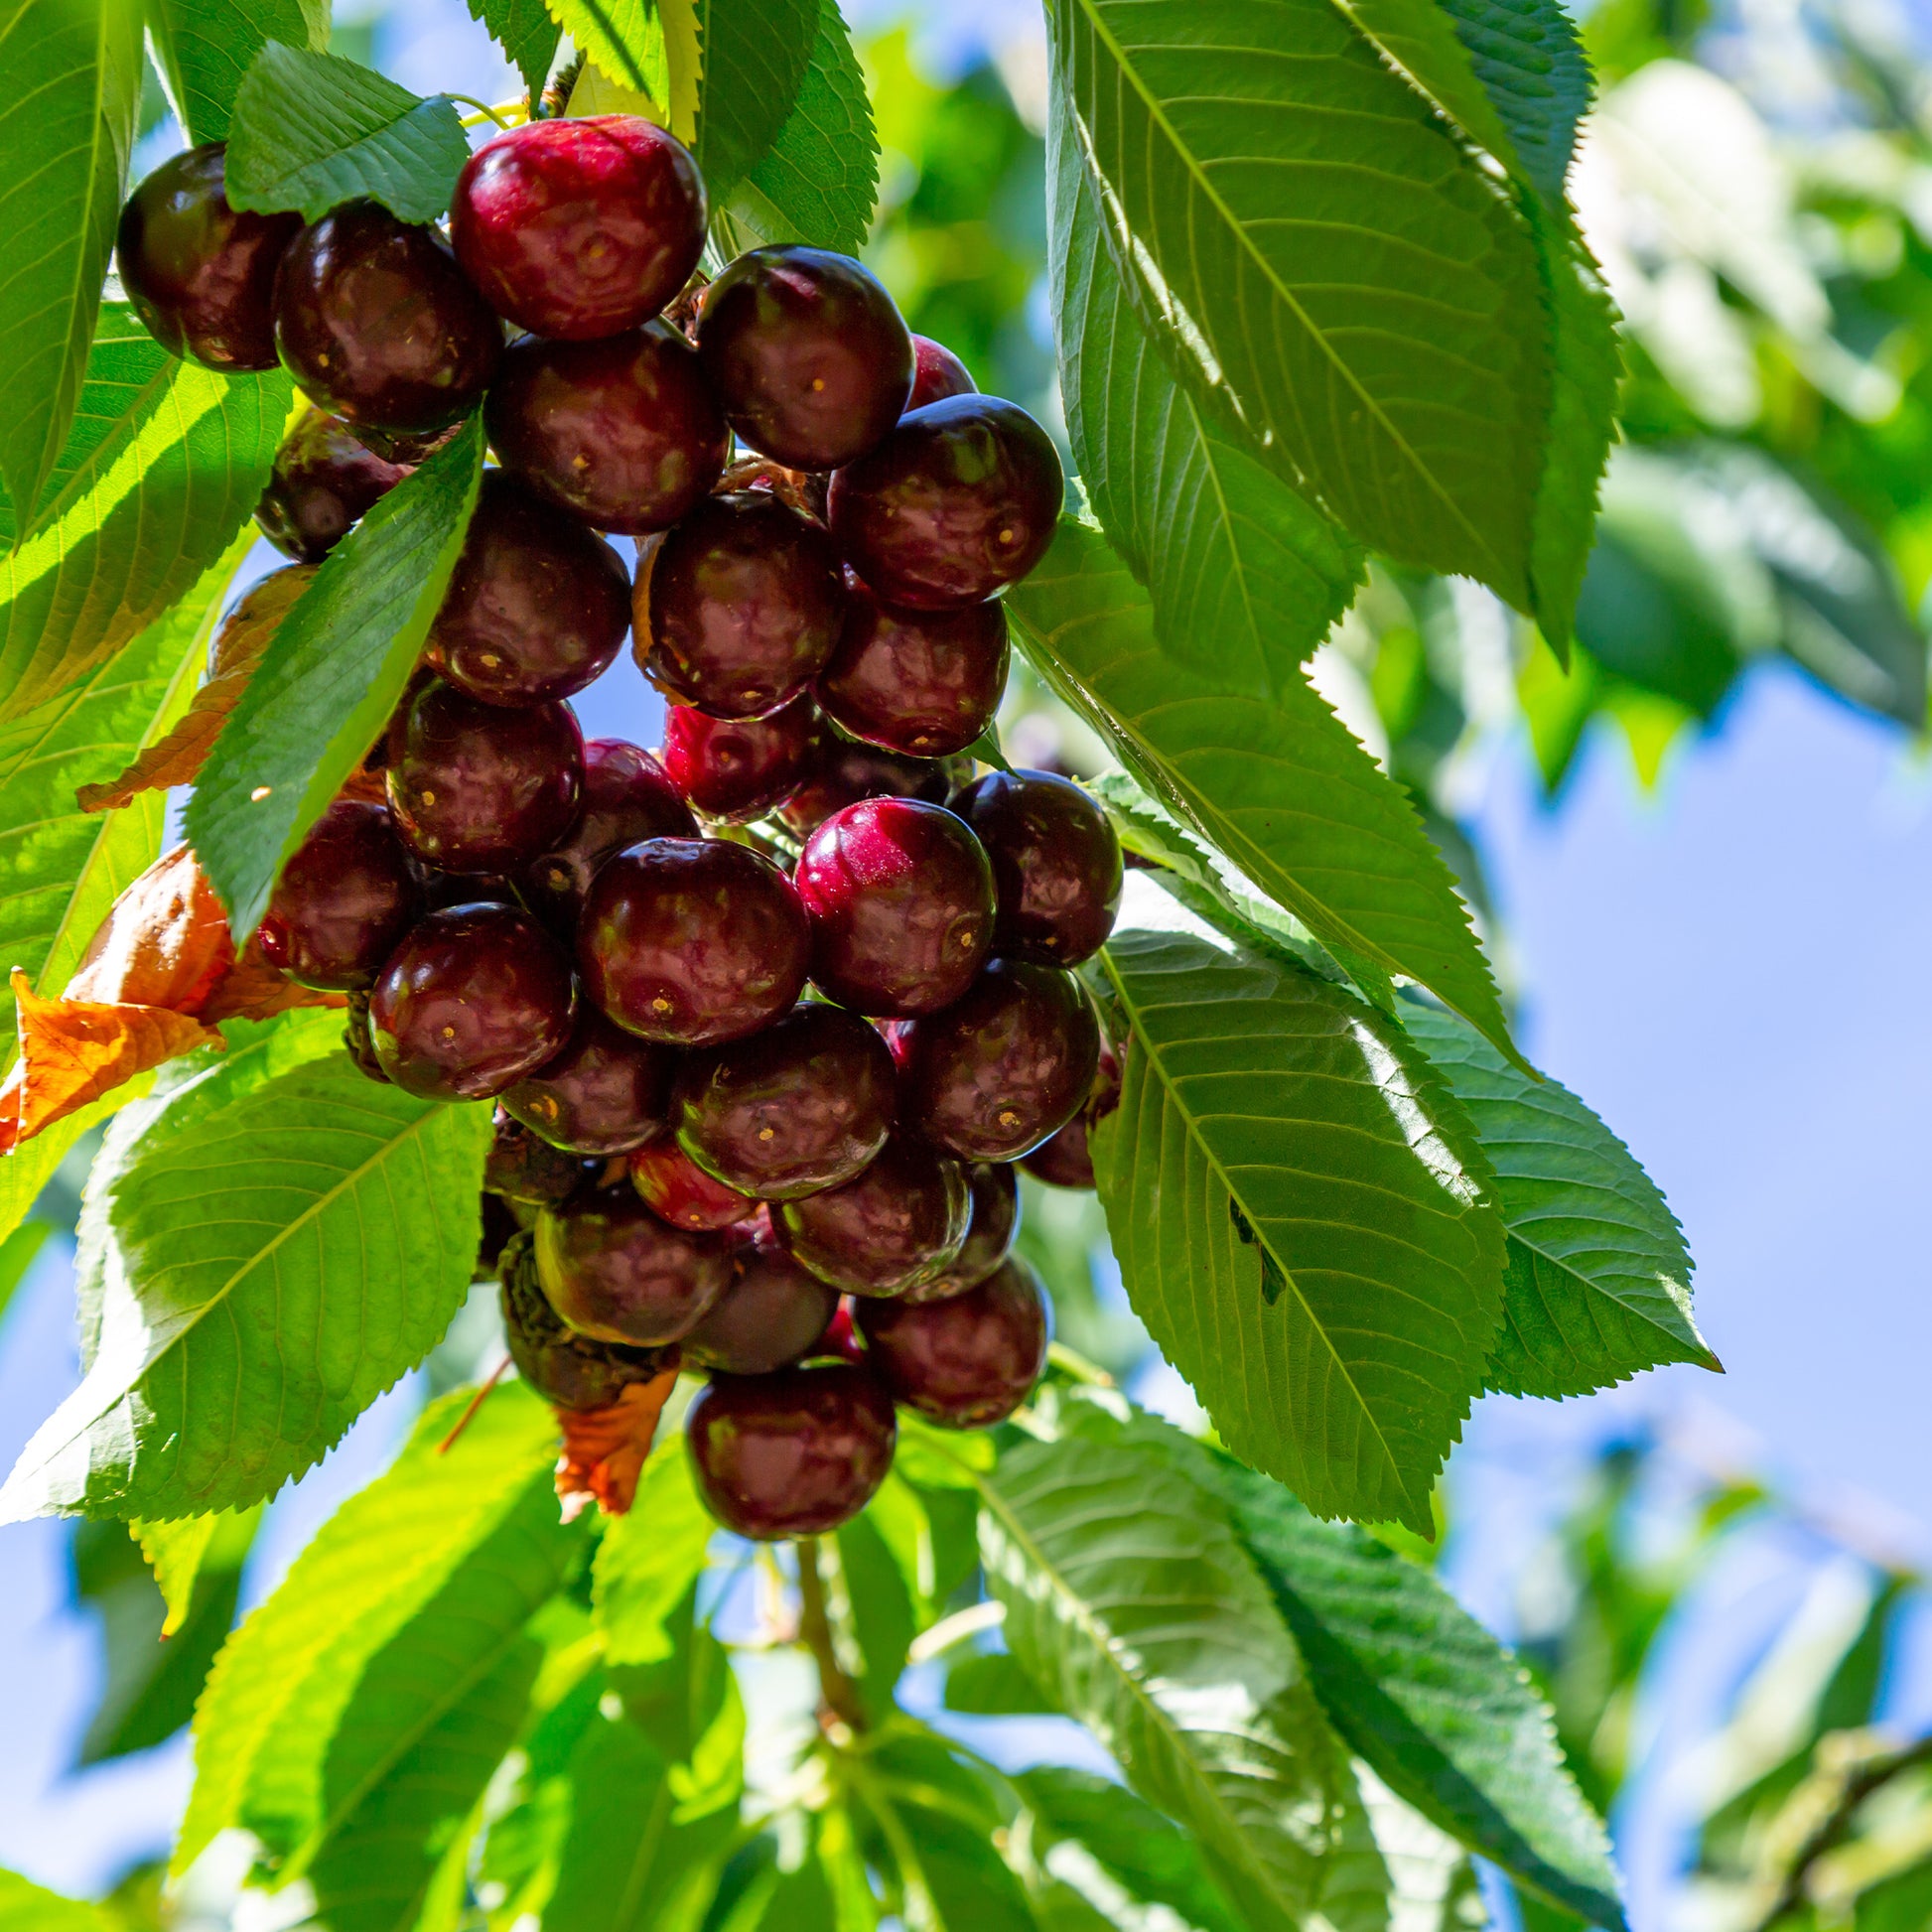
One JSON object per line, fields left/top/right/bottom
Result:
{"left": 536, "top": 1184, "right": 734, "bottom": 1345}
{"left": 828, "top": 396, "right": 1063, "bottom": 610}
{"left": 386, "top": 676, "right": 583, "bottom": 873}
{"left": 672, "top": 1002, "right": 896, "bottom": 1200}
{"left": 579, "top": 837, "right": 808, "bottom": 1045}
{"left": 117, "top": 144, "right": 302, "bottom": 370}
{"left": 254, "top": 409, "right": 410, "bottom": 560}
{"left": 857, "top": 1254, "right": 1048, "bottom": 1427}
{"left": 775, "top": 742, "right": 968, "bottom": 838}
{"left": 816, "top": 587, "right": 1008, "bottom": 757}
{"left": 501, "top": 1237, "right": 663, "bottom": 1410}
{"left": 425, "top": 470, "right": 631, "bottom": 705}
{"left": 273, "top": 202, "right": 502, "bottom": 434}
{"left": 681, "top": 1241, "right": 840, "bottom": 1374}
{"left": 696, "top": 246, "right": 912, "bottom": 470}
{"left": 501, "top": 1005, "right": 675, "bottom": 1155}
{"left": 257, "top": 799, "right": 420, "bottom": 990}
{"left": 628, "top": 1137, "right": 756, "bottom": 1230}
{"left": 660, "top": 692, "right": 819, "bottom": 819}
{"left": 774, "top": 1134, "right": 969, "bottom": 1296}
{"left": 894, "top": 959, "right": 1100, "bottom": 1161}
{"left": 901, "top": 1160, "right": 1019, "bottom": 1303}
{"left": 369, "top": 903, "right": 576, "bottom": 1099}
{"left": 451, "top": 115, "right": 705, "bottom": 340}
{"left": 641, "top": 490, "right": 845, "bottom": 717}
{"left": 953, "top": 768, "right": 1121, "bottom": 967}
{"left": 520, "top": 739, "right": 696, "bottom": 934}
{"left": 485, "top": 324, "right": 729, "bottom": 533}
{"left": 686, "top": 1362, "right": 897, "bottom": 1539}
{"left": 1020, "top": 1032, "right": 1120, "bottom": 1188}
{"left": 905, "top": 335, "right": 977, "bottom": 411}
{"left": 484, "top": 1109, "right": 589, "bottom": 1206}
{"left": 794, "top": 797, "right": 994, "bottom": 1017}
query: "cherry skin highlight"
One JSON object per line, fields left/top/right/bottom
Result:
{"left": 660, "top": 692, "right": 820, "bottom": 819}
{"left": 697, "top": 246, "right": 913, "bottom": 470}
{"left": 681, "top": 1240, "right": 840, "bottom": 1374}
{"left": 774, "top": 1134, "right": 970, "bottom": 1296}
{"left": 953, "top": 768, "right": 1122, "bottom": 967}
{"left": 628, "top": 1138, "right": 756, "bottom": 1231}
{"left": 901, "top": 1160, "right": 1020, "bottom": 1304}
{"left": 579, "top": 837, "right": 808, "bottom": 1045}
{"left": 906, "top": 335, "right": 977, "bottom": 411}
{"left": 857, "top": 1254, "right": 1048, "bottom": 1427}
{"left": 816, "top": 586, "right": 1009, "bottom": 758}
{"left": 501, "top": 1005, "right": 675, "bottom": 1155}
{"left": 450, "top": 115, "right": 705, "bottom": 340}
{"left": 254, "top": 409, "right": 410, "bottom": 561}
{"left": 257, "top": 799, "right": 420, "bottom": 990}
{"left": 117, "top": 144, "right": 302, "bottom": 370}
{"left": 536, "top": 1184, "right": 734, "bottom": 1345}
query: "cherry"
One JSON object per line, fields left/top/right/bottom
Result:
{"left": 254, "top": 410, "right": 410, "bottom": 561}
{"left": 385, "top": 676, "right": 583, "bottom": 873}
{"left": 906, "top": 336, "right": 977, "bottom": 411}
{"left": 794, "top": 797, "right": 994, "bottom": 1017}
{"left": 952, "top": 768, "right": 1121, "bottom": 967}
{"left": 815, "top": 586, "right": 1008, "bottom": 757}
{"left": 628, "top": 1137, "right": 756, "bottom": 1231}
{"left": 660, "top": 692, "right": 820, "bottom": 819}
{"left": 894, "top": 959, "right": 1101, "bottom": 1161}
{"left": 775, "top": 741, "right": 970, "bottom": 839}
{"left": 484, "top": 324, "right": 729, "bottom": 533}
{"left": 485, "top": 1108, "right": 590, "bottom": 1206}
{"left": 696, "top": 246, "right": 913, "bottom": 470}
{"left": 450, "top": 115, "right": 705, "bottom": 341}
{"left": 901, "top": 1161, "right": 1019, "bottom": 1304}
{"left": 257, "top": 799, "right": 420, "bottom": 990}
{"left": 536, "top": 1184, "right": 734, "bottom": 1345}
{"left": 273, "top": 202, "right": 502, "bottom": 435}
{"left": 425, "top": 470, "right": 631, "bottom": 706}
{"left": 682, "top": 1239, "right": 840, "bottom": 1374}
{"left": 774, "top": 1134, "right": 970, "bottom": 1297}
{"left": 343, "top": 991, "right": 389, "bottom": 1083}
{"left": 672, "top": 1002, "right": 896, "bottom": 1199}
{"left": 501, "top": 1233, "right": 665, "bottom": 1409}
{"left": 686, "top": 1362, "right": 897, "bottom": 1539}
{"left": 501, "top": 1005, "right": 675, "bottom": 1155}
{"left": 369, "top": 902, "right": 576, "bottom": 1100}
{"left": 418, "top": 867, "right": 520, "bottom": 912}
{"left": 579, "top": 837, "right": 808, "bottom": 1044}
{"left": 828, "top": 396, "right": 1063, "bottom": 610}
{"left": 520, "top": 739, "right": 696, "bottom": 934}
{"left": 640, "top": 490, "right": 845, "bottom": 718}
{"left": 1020, "top": 1033, "right": 1121, "bottom": 1189}
{"left": 856, "top": 1254, "right": 1048, "bottom": 1428}
{"left": 117, "top": 144, "right": 302, "bottom": 370}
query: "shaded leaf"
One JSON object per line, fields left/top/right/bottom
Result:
{"left": 943, "top": 1649, "right": 1054, "bottom": 1718}
{"left": 0, "top": 1222, "right": 52, "bottom": 1327}
{"left": 592, "top": 1436, "right": 714, "bottom": 1666}
{"left": 147, "top": 0, "right": 331, "bottom": 144}
{"left": 689, "top": 0, "right": 816, "bottom": 201}
{"left": 1437, "top": 0, "right": 1590, "bottom": 205}
{"left": 548, "top": 0, "right": 668, "bottom": 104}
{"left": 834, "top": 1511, "right": 914, "bottom": 1722}
{"left": 467, "top": 0, "right": 559, "bottom": 100}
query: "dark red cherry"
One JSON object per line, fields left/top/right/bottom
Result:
{"left": 385, "top": 677, "right": 583, "bottom": 874}
{"left": 343, "top": 991, "right": 389, "bottom": 1083}
{"left": 450, "top": 115, "right": 706, "bottom": 340}
{"left": 672, "top": 1003, "right": 896, "bottom": 1200}
{"left": 906, "top": 335, "right": 977, "bottom": 411}
{"left": 485, "top": 1108, "right": 590, "bottom": 1207}
{"left": 519, "top": 739, "right": 696, "bottom": 935}
{"left": 696, "top": 246, "right": 913, "bottom": 470}
{"left": 775, "top": 741, "right": 970, "bottom": 838}
{"left": 478, "top": 1192, "right": 523, "bottom": 1280}
{"left": 425, "top": 470, "right": 630, "bottom": 705}
{"left": 686, "top": 1362, "right": 897, "bottom": 1539}
{"left": 856, "top": 1254, "right": 1048, "bottom": 1427}
{"left": 628, "top": 1137, "right": 756, "bottom": 1231}
{"left": 273, "top": 202, "right": 502, "bottom": 434}
{"left": 660, "top": 692, "right": 820, "bottom": 819}
{"left": 1020, "top": 1032, "right": 1121, "bottom": 1189}
{"left": 501, "top": 1005, "right": 675, "bottom": 1155}
{"left": 579, "top": 837, "right": 808, "bottom": 1045}
{"left": 816, "top": 586, "right": 1008, "bottom": 757}
{"left": 895, "top": 960, "right": 1100, "bottom": 1161}
{"left": 258, "top": 799, "right": 420, "bottom": 990}
{"left": 682, "top": 1240, "right": 840, "bottom": 1374}
{"left": 117, "top": 144, "right": 301, "bottom": 370}
{"left": 901, "top": 1161, "right": 1019, "bottom": 1304}
{"left": 254, "top": 410, "right": 410, "bottom": 561}
{"left": 953, "top": 768, "right": 1121, "bottom": 967}
{"left": 774, "top": 1135, "right": 969, "bottom": 1297}
{"left": 369, "top": 903, "right": 576, "bottom": 1100}
{"left": 536, "top": 1184, "right": 734, "bottom": 1345}
{"left": 484, "top": 324, "right": 729, "bottom": 534}
{"left": 501, "top": 1234, "right": 664, "bottom": 1410}
{"left": 640, "top": 491, "right": 845, "bottom": 718}
{"left": 828, "top": 396, "right": 1063, "bottom": 610}
{"left": 794, "top": 797, "right": 994, "bottom": 1017}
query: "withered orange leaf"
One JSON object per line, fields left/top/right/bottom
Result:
{"left": 554, "top": 1370, "right": 680, "bottom": 1521}
{"left": 199, "top": 935, "right": 342, "bottom": 1026}
{"left": 67, "top": 844, "right": 234, "bottom": 1013}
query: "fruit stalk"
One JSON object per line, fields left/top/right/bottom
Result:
{"left": 796, "top": 1535, "right": 870, "bottom": 1734}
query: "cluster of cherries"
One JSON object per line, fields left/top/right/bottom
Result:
{"left": 116, "top": 107, "right": 1117, "bottom": 1538}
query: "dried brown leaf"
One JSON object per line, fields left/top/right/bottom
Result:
{"left": 554, "top": 1370, "right": 679, "bottom": 1520}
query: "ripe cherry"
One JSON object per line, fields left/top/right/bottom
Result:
{"left": 520, "top": 740, "right": 696, "bottom": 935}
{"left": 906, "top": 335, "right": 977, "bottom": 411}
{"left": 856, "top": 1254, "right": 1048, "bottom": 1428}
{"left": 536, "top": 1184, "right": 734, "bottom": 1345}
{"left": 425, "top": 471, "right": 631, "bottom": 705}
{"left": 254, "top": 410, "right": 410, "bottom": 561}
{"left": 828, "top": 396, "right": 1063, "bottom": 610}
{"left": 502, "top": 1235, "right": 664, "bottom": 1409}
{"left": 682, "top": 1240, "right": 840, "bottom": 1374}
{"left": 794, "top": 797, "right": 994, "bottom": 1017}
{"left": 775, "top": 741, "right": 970, "bottom": 839}
{"left": 579, "top": 837, "right": 808, "bottom": 1045}
{"left": 451, "top": 115, "right": 706, "bottom": 340}
{"left": 953, "top": 768, "right": 1121, "bottom": 967}
{"left": 273, "top": 202, "right": 502, "bottom": 435}
{"left": 774, "top": 1134, "right": 970, "bottom": 1297}
{"left": 257, "top": 799, "right": 420, "bottom": 990}
{"left": 485, "top": 1109, "right": 590, "bottom": 1207}
{"left": 696, "top": 246, "right": 912, "bottom": 470}
{"left": 501, "top": 1005, "right": 675, "bottom": 1155}
{"left": 672, "top": 1002, "right": 896, "bottom": 1199}
{"left": 901, "top": 1161, "right": 1019, "bottom": 1304}
{"left": 485, "top": 324, "right": 729, "bottom": 533}
{"left": 1020, "top": 1033, "right": 1122, "bottom": 1189}
{"left": 660, "top": 692, "right": 820, "bottom": 819}
{"left": 629, "top": 1138, "right": 756, "bottom": 1231}
{"left": 641, "top": 491, "right": 845, "bottom": 718}
{"left": 686, "top": 1362, "right": 897, "bottom": 1539}
{"left": 117, "top": 144, "right": 302, "bottom": 370}
{"left": 894, "top": 959, "right": 1101, "bottom": 1161}
{"left": 815, "top": 586, "right": 1008, "bottom": 758}
{"left": 369, "top": 902, "right": 576, "bottom": 1100}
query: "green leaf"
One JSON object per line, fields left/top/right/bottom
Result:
{"left": 188, "top": 413, "right": 483, "bottom": 938}
{"left": 834, "top": 1511, "right": 914, "bottom": 1721}
{"left": 0, "top": 1869, "right": 115, "bottom": 1932}
{"left": 593, "top": 1439, "right": 713, "bottom": 1667}
{"left": 467, "top": 0, "right": 559, "bottom": 100}
{"left": 690, "top": 0, "right": 817, "bottom": 202}
{"left": 943, "top": 1649, "right": 1054, "bottom": 1718}
{"left": 135, "top": 1506, "right": 256, "bottom": 1634}
{"left": 0, "top": 1222, "right": 52, "bottom": 1327}
{"left": 226, "top": 43, "right": 471, "bottom": 223}
{"left": 1397, "top": 998, "right": 1716, "bottom": 1399}
{"left": 0, "top": 1009, "right": 492, "bottom": 1524}
{"left": 547, "top": 0, "right": 667, "bottom": 102}
{"left": 1092, "top": 879, "right": 1506, "bottom": 1531}
{"left": 146, "top": 0, "right": 331, "bottom": 144}
{"left": 0, "top": 0, "right": 143, "bottom": 533}
{"left": 0, "top": 305, "right": 289, "bottom": 725}
{"left": 1436, "top": 0, "right": 1590, "bottom": 206}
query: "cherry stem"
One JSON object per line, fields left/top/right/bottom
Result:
{"left": 449, "top": 93, "right": 521, "bottom": 129}
{"left": 438, "top": 1353, "right": 511, "bottom": 1454}
{"left": 796, "top": 1536, "right": 870, "bottom": 1734}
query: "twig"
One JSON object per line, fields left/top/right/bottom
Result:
{"left": 438, "top": 1354, "right": 511, "bottom": 1454}
{"left": 796, "top": 1536, "right": 870, "bottom": 1734}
